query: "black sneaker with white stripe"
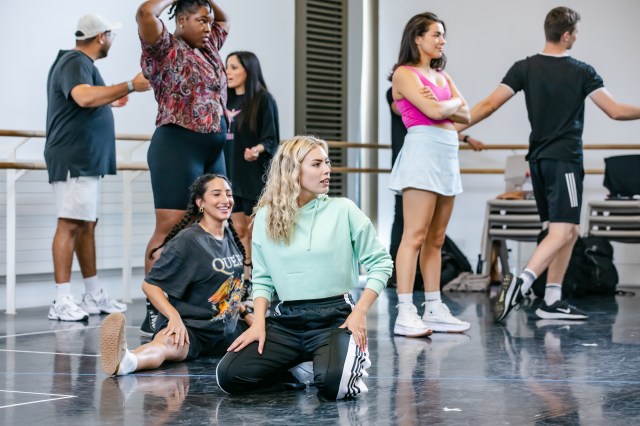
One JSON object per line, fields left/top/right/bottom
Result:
{"left": 139, "top": 299, "right": 158, "bottom": 337}
{"left": 535, "top": 300, "right": 588, "bottom": 320}
{"left": 494, "top": 275, "right": 524, "bottom": 322}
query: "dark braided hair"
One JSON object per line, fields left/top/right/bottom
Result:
{"left": 149, "top": 174, "right": 246, "bottom": 265}
{"left": 168, "top": 0, "right": 211, "bottom": 20}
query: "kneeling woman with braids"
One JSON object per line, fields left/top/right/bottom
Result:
{"left": 99, "top": 175, "right": 252, "bottom": 376}
{"left": 216, "top": 136, "right": 393, "bottom": 399}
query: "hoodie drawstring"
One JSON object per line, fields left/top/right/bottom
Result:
{"left": 308, "top": 197, "right": 319, "bottom": 250}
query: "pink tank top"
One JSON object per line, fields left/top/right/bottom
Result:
{"left": 395, "top": 66, "right": 453, "bottom": 128}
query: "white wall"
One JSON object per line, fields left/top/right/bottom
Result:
{"left": 377, "top": 0, "right": 640, "bottom": 281}
{"left": 1, "top": 0, "right": 639, "bottom": 310}
{"left": 0, "top": 0, "right": 295, "bottom": 309}
{"left": 0, "top": 0, "right": 295, "bottom": 138}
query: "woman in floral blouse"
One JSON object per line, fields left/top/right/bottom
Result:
{"left": 137, "top": 0, "right": 230, "bottom": 276}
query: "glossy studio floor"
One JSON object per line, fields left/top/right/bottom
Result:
{"left": 1, "top": 285, "right": 639, "bottom": 426}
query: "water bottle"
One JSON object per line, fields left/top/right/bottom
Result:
{"left": 523, "top": 172, "right": 534, "bottom": 200}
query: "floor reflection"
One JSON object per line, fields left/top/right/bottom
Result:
{"left": 1, "top": 287, "right": 639, "bottom": 424}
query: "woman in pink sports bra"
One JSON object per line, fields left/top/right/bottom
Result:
{"left": 388, "top": 12, "right": 471, "bottom": 337}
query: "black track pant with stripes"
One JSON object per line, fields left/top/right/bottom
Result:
{"left": 216, "top": 294, "right": 371, "bottom": 399}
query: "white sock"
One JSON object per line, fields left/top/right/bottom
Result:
{"left": 83, "top": 275, "right": 101, "bottom": 296}
{"left": 519, "top": 269, "right": 537, "bottom": 296}
{"left": 55, "top": 283, "right": 71, "bottom": 301}
{"left": 544, "top": 284, "right": 562, "bottom": 306}
{"left": 116, "top": 351, "right": 138, "bottom": 376}
{"left": 397, "top": 293, "right": 413, "bottom": 305}
{"left": 424, "top": 291, "right": 441, "bottom": 312}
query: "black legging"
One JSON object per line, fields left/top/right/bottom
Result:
{"left": 148, "top": 122, "right": 227, "bottom": 210}
{"left": 216, "top": 294, "right": 371, "bottom": 400}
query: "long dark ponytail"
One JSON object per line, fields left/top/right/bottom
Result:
{"left": 149, "top": 174, "right": 246, "bottom": 264}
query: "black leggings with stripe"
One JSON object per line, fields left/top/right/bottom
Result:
{"left": 216, "top": 294, "right": 371, "bottom": 399}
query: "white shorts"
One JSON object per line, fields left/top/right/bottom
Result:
{"left": 52, "top": 175, "right": 101, "bottom": 221}
{"left": 388, "top": 125, "right": 463, "bottom": 196}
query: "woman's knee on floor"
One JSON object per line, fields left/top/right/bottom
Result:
{"left": 215, "top": 342, "right": 267, "bottom": 395}
{"left": 314, "top": 329, "right": 370, "bottom": 400}
{"left": 216, "top": 351, "right": 244, "bottom": 394}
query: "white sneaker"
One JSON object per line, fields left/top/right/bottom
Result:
{"left": 289, "top": 361, "right": 314, "bottom": 387}
{"left": 80, "top": 290, "right": 127, "bottom": 315}
{"left": 422, "top": 301, "right": 470, "bottom": 333}
{"left": 48, "top": 295, "right": 89, "bottom": 322}
{"left": 394, "top": 303, "right": 433, "bottom": 337}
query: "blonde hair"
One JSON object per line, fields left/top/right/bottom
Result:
{"left": 254, "top": 135, "right": 329, "bottom": 244}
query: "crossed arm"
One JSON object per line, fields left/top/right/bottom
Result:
{"left": 392, "top": 66, "right": 469, "bottom": 123}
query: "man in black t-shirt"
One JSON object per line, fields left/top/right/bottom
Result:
{"left": 459, "top": 7, "right": 640, "bottom": 321}
{"left": 45, "top": 14, "right": 150, "bottom": 321}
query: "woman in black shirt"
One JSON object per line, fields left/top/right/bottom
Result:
{"left": 224, "top": 51, "right": 279, "bottom": 281}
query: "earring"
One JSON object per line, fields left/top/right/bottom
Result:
{"left": 180, "top": 24, "right": 184, "bottom": 30}
{"left": 199, "top": 206, "right": 204, "bottom": 213}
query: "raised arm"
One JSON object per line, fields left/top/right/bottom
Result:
{"left": 590, "top": 89, "right": 640, "bottom": 121}
{"left": 208, "top": 0, "right": 229, "bottom": 31}
{"left": 137, "top": 0, "right": 174, "bottom": 45}
{"left": 456, "top": 84, "right": 514, "bottom": 132}
{"left": 392, "top": 66, "right": 463, "bottom": 121}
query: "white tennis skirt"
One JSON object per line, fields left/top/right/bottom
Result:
{"left": 388, "top": 125, "right": 463, "bottom": 196}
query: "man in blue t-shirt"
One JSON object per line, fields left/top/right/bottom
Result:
{"left": 458, "top": 7, "right": 640, "bottom": 321}
{"left": 45, "top": 14, "right": 150, "bottom": 321}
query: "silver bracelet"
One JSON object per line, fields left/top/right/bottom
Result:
{"left": 127, "top": 81, "right": 134, "bottom": 93}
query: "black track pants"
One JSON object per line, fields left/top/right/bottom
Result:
{"left": 216, "top": 294, "right": 371, "bottom": 399}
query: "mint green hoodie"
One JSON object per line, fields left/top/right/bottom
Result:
{"left": 251, "top": 195, "right": 393, "bottom": 302}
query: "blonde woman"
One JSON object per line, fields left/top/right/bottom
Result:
{"left": 216, "top": 136, "right": 392, "bottom": 399}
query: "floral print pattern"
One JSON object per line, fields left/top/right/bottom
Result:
{"left": 141, "top": 22, "right": 228, "bottom": 134}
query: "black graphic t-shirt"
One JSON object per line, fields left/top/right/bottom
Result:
{"left": 145, "top": 223, "right": 244, "bottom": 337}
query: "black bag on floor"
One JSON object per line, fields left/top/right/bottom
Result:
{"left": 582, "top": 236, "right": 619, "bottom": 295}
{"left": 531, "top": 230, "right": 618, "bottom": 298}
{"left": 439, "top": 236, "right": 473, "bottom": 287}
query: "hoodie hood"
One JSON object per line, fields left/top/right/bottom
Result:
{"left": 300, "top": 194, "right": 328, "bottom": 250}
